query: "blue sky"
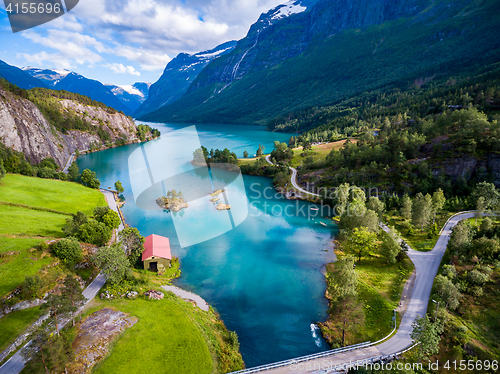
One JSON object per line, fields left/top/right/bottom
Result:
{"left": 0, "top": 0, "right": 284, "bottom": 86}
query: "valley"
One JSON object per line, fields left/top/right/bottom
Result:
{"left": 1, "top": 0, "right": 500, "bottom": 372}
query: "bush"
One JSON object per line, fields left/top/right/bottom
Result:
{"left": 53, "top": 237, "right": 83, "bottom": 266}
{"left": 442, "top": 264, "right": 457, "bottom": 279}
{"left": 37, "top": 167, "right": 57, "bottom": 179}
{"left": 80, "top": 169, "right": 100, "bottom": 189}
{"left": 93, "top": 206, "right": 110, "bottom": 221}
{"left": 102, "top": 210, "right": 121, "bottom": 229}
{"left": 38, "top": 157, "right": 58, "bottom": 170}
{"left": 20, "top": 275, "right": 42, "bottom": 300}
{"left": 467, "top": 269, "right": 489, "bottom": 285}
{"left": 77, "top": 219, "right": 111, "bottom": 246}
{"left": 433, "top": 275, "right": 461, "bottom": 310}
{"left": 471, "top": 286, "right": 483, "bottom": 297}
{"left": 0, "top": 158, "right": 5, "bottom": 180}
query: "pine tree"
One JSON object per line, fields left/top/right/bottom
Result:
{"left": 62, "top": 275, "right": 85, "bottom": 326}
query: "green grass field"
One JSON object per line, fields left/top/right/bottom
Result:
{"left": 0, "top": 205, "right": 68, "bottom": 238}
{"left": 87, "top": 297, "right": 214, "bottom": 374}
{"left": 0, "top": 174, "right": 106, "bottom": 298}
{"left": 0, "top": 238, "right": 53, "bottom": 298}
{"left": 289, "top": 140, "right": 356, "bottom": 168}
{"left": 389, "top": 212, "right": 453, "bottom": 252}
{"left": 0, "top": 174, "right": 106, "bottom": 215}
{"left": 0, "top": 306, "right": 43, "bottom": 353}
{"left": 355, "top": 256, "right": 413, "bottom": 341}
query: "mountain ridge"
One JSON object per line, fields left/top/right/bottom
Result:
{"left": 133, "top": 40, "right": 237, "bottom": 118}
{"left": 140, "top": 0, "right": 500, "bottom": 126}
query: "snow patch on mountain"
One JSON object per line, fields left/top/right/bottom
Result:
{"left": 196, "top": 46, "right": 236, "bottom": 60}
{"left": 116, "top": 85, "right": 145, "bottom": 97}
{"left": 270, "top": 0, "right": 306, "bottom": 20}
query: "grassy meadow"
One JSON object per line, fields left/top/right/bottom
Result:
{"left": 82, "top": 293, "right": 244, "bottom": 374}
{"left": 0, "top": 174, "right": 106, "bottom": 215}
{"left": 0, "top": 174, "right": 107, "bottom": 293}
{"left": 0, "top": 306, "right": 43, "bottom": 353}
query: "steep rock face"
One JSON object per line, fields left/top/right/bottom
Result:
{"left": 0, "top": 86, "right": 139, "bottom": 167}
{"left": 0, "top": 87, "right": 72, "bottom": 167}
{"left": 134, "top": 40, "right": 236, "bottom": 118}
{"left": 59, "top": 100, "right": 137, "bottom": 141}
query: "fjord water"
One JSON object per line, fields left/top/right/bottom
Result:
{"left": 77, "top": 122, "right": 336, "bottom": 367}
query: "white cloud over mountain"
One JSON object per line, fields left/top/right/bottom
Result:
{"left": 2, "top": 0, "right": 285, "bottom": 83}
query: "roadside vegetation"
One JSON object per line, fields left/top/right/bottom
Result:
{"left": 318, "top": 184, "right": 413, "bottom": 346}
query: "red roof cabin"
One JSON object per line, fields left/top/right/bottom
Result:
{"left": 142, "top": 234, "right": 172, "bottom": 272}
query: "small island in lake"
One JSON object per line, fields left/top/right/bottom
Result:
{"left": 210, "top": 189, "right": 231, "bottom": 210}
{"left": 156, "top": 190, "right": 188, "bottom": 212}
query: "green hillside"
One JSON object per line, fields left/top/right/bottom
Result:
{"left": 142, "top": 0, "right": 500, "bottom": 125}
{"left": 0, "top": 175, "right": 107, "bottom": 355}
{"left": 0, "top": 174, "right": 106, "bottom": 299}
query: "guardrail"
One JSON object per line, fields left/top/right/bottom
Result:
{"left": 230, "top": 342, "right": 372, "bottom": 374}
{"left": 320, "top": 342, "right": 420, "bottom": 373}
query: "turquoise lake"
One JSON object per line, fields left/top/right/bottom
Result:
{"left": 77, "top": 122, "right": 337, "bottom": 367}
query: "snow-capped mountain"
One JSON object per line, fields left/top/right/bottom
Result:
{"left": 23, "top": 67, "right": 136, "bottom": 115}
{"left": 133, "top": 40, "right": 237, "bottom": 118}
{"left": 22, "top": 67, "right": 71, "bottom": 87}
{"left": 105, "top": 82, "right": 151, "bottom": 114}
{"left": 0, "top": 60, "right": 46, "bottom": 89}
{"left": 142, "top": 0, "right": 500, "bottom": 126}
{"left": 269, "top": 0, "right": 307, "bottom": 21}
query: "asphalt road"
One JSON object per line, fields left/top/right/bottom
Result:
{"left": 62, "top": 152, "right": 76, "bottom": 174}
{"left": 236, "top": 212, "right": 476, "bottom": 373}
{"left": 265, "top": 155, "right": 319, "bottom": 197}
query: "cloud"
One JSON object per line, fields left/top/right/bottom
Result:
{"left": 12, "top": 0, "right": 288, "bottom": 78}
{"left": 71, "top": 0, "right": 285, "bottom": 54}
{"left": 104, "top": 63, "right": 141, "bottom": 76}
{"left": 21, "top": 29, "right": 105, "bottom": 65}
{"left": 113, "top": 44, "right": 171, "bottom": 71}
{"left": 17, "top": 51, "right": 75, "bottom": 69}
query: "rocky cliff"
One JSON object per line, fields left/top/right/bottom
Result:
{"left": 0, "top": 86, "right": 140, "bottom": 168}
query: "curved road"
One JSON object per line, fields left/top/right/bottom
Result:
{"left": 0, "top": 190, "right": 122, "bottom": 374}
{"left": 265, "top": 155, "right": 320, "bottom": 197}
{"left": 241, "top": 212, "right": 476, "bottom": 373}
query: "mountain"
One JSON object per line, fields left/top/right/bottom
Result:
{"left": 141, "top": 0, "right": 500, "bottom": 126}
{"left": 133, "top": 40, "right": 237, "bottom": 118}
{"left": 23, "top": 67, "right": 132, "bottom": 115}
{"left": 105, "top": 82, "right": 151, "bottom": 114}
{"left": 0, "top": 60, "right": 46, "bottom": 89}
{"left": 0, "top": 81, "right": 145, "bottom": 168}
